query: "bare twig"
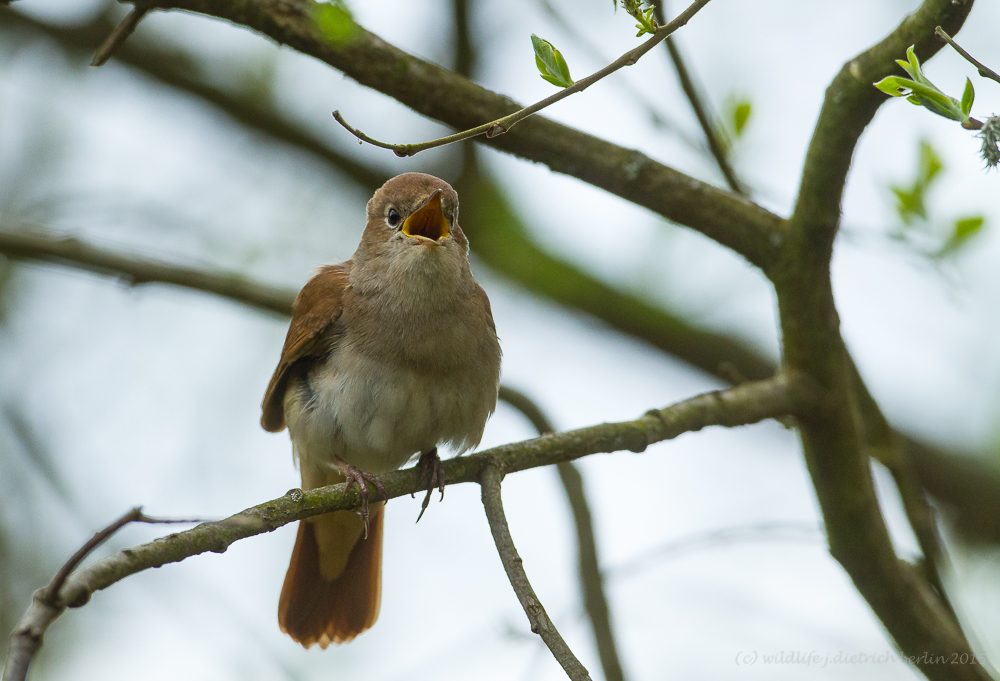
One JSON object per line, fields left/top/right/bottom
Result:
{"left": 332, "top": 0, "right": 713, "bottom": 157}
{"left": 554, "top": 462, "right": 625, "bottom": 681}
{"left": 3, "top": 507, "right": 201, "bottom": 681}
{"left": 0, "top": 228, "right": 295, "bottom": 315}
{"left": 90, "top": 5, "right": 149, "bottom": 66}
{"left": 480, "top": 464, "right": 592, "bottom": 681}
{"left": 935, "top": 26, "right": 1000, "bottom": 85}
{"left": 499, "top": 386, "right": 627, "bottom": 681}
{"left": 2, "top": 374, "right": 805, "bottom": 680}
{"left": 653, "top": 2, "right": 745, "bottom": 195}
{"left": 536, "top": 0, "right": 705, "bottom": 152}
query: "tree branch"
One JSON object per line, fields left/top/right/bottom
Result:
{"left": 331, "top": 0, "right": 712, "bottom": 157}
{"left": 935, "top": 26, "right": 1000, "bottom": 85}
{"left": 784, "top": 0, "right": 974, "bottom": 263}
{"left": 0, "top": 6, "right": 387, "bottom": 191}
{"left": 2, "top": 373, "right": 807, "bottom": 679}
{"left": 4, "top": 222, "right": 998, "bottom": 548}
{"left": 480, "top": 464, "right": 592, "bottom": 681}
{"left": 653, "top": 2, "right": 744, "bottom": 195}
{"left": 499, "top": 386, "right": 627, "bottom": 681}
{"left": 0, "top": 228, "right": 294, "bottom": 315}
{"left": 0, "top": 6, "right": 779, "bottom": 383}
{"left": 3, "top": 508, "right": 202, "bottom": 681}
{"left": 90, "top": 4, "right": 149, "bottom": 66}
{"left": 775, "top": 0, "right": 987, "bottom": 677}
{"left": 112, "top": 0, "right": 785, "bottom": 272}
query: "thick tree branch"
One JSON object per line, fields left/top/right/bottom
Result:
{"left": 2, "top": 373, "right": 807, "bottom": 679}
{"left": 499, "top": 386, "right": 627, "bottom": 681}
{"left": 0, "top": 6, "right": 387, "bottom": 190}
{"left": 775, "top": 0, "right": 986, "bottom": 678}
{"left": 108, "top": 0, "right": 784, "bottom": 272}
{"left": 0, "top": 228, "right": 294, "bottom": 315}
{"left": 784, "top": 0, "right": 973, "bottom": 262}
{"left": 480, "top": 464, "right": 592, "bottom": 681}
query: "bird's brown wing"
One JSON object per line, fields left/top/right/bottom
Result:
{"left": 260, "top": 262, "right": 351, "bottom": 432}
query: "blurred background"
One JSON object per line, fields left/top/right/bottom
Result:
{"left": 1, "top": 0, "right": 999, "bottom": 678}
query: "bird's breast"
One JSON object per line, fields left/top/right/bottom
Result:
{"left": 286, "top": 343, "right": 497, "bottom": 474}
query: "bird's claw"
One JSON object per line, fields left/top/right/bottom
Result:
{"left": 334, "top": 458, "right": 386, "bottom": 538}
{"left": 415, "top": 448, "right": 446, "bottom": 523}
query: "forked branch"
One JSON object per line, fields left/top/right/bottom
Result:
{"left": 3, "top": 373, "right": 807, "bottom": 680}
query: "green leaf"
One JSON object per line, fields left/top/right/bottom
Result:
{"left": 961, "top": 77, "right": 975, "bottom": 117}
{"left": 891, "top": 185, "right": 925, "bottom": 224}
{"left": 531, "top": 34, "right": 574, "bottom": 88}
{"left": 936, "top": 216, "right": 985, "bottom": 257}
{"left": 634, "top": 7, "right": 657, "bottom": 36}
{"left": 903, "top": 45, "right": 922, "bottom": 80}
{"left": 313, "top": 0, "right": 357, "bottom": 44}
{"left": 875, "top": 76, "right": 912, "bottom": 97}
{"left": 731, "top": 100, "right": 752, "bottom": 137}
{"left": 918, "top": 140, "right": 943, "bottom": 186}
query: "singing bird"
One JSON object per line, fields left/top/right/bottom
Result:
{"left": 261, "top": 173, "right": 502, "bottom": 647}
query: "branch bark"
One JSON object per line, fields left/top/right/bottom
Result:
{"left": 3, "top": 508, "right": 204, "bottom": 681}
{"left": 2, "top": 373, "right": 807, "bottom": 679}
{"left": 0, "top": 228, "right": 294, "bottom": 315}
{"left": 480, "top": 464, "right": 592, "bottom": 681}
{"left": 499, "top": 386, "right": 627, "bottom": 681}
{"left": 774, "top": 0, "right": 988, "bottom": 678}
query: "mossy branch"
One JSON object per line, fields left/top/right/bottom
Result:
{"left": 3, "top": 373, "right": 806, "bottom": 681}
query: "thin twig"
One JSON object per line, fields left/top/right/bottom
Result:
{"left": 480, "top": 464, "right": 593, "bottom": 681}
{"left": 91, "top": 5, "right": 150, "bottom": 67}
{"left": 653, "top": 2, "right": 744, "bottom": 195}
{"left": 935, "top": 26, "right": 1000, "bottom": 85}
{"left": 2, "top": 507, "right": 201, "bottom": 681}
{"left": 535, "top": 0, "right": 705, "bottom": 152}
{"left": 332, "top": 0, "right": 713, "bottom": 157}
{"left": 499, "top": 387, "right": 627, "bottom": 681}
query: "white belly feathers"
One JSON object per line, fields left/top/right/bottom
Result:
{"left": 284, "top": 344, "right": 494, "bottom": 475}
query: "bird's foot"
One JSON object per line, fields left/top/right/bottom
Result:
{"left": 332, "top": 458, "right": 386, "bottom": 538}
{"left": 415, "top": 448, "right": 446, "bottom": 523}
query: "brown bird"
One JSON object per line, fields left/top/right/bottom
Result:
{"left": 261, "top": 173, "right": 502, "bottom": 648}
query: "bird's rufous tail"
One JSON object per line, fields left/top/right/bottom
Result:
{"left": 278, "top": 502, "right": 383, "bottom": 647}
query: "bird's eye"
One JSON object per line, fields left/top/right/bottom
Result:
{"left": 387, "top": 208, "right": 402, "bottom": 227}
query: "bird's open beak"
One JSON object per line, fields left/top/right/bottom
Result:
{"left": 402, "top": 189, "right": 450, "bottom": 243}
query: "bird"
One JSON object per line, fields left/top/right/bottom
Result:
{"left": 260, "top": 172, "right": 502, "bottom": 648}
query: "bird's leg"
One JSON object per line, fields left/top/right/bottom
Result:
{"left": 331, "top": 457, "right": 387, "bottom": 538}
{"left": 415, "top": 447, "right": 446, "bottom": 523}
